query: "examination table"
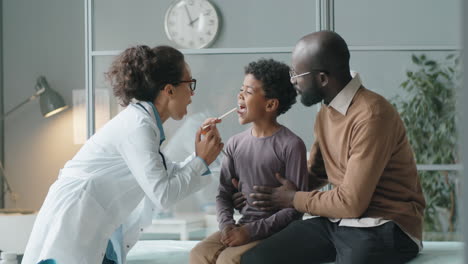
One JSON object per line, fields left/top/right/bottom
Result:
{"left": 126, "top": 240, "right": 464, "bottom": 264}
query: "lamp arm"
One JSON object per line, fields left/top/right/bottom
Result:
{"left": 3, "top": 87, "right": 46, "bottom": 118}
{"left": 0, "top": 161, "right": 13, "bottom": 195}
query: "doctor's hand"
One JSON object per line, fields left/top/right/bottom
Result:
{"left": 201, "top": 118, "right": 221, "bottom": 135}
{"left": 195, "top": 125, "right": 223, "bottom": 165}
{"left": 251, "top": 173, "right": 297, "bottom": 210}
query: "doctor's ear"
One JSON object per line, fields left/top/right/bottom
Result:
{"left": 265, "top": 99, "right": 279, "bottom": 113}
{"left": 162, "top": 84, "right": 175, "bottom": 96}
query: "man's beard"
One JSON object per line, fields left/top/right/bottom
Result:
{"left": 300, "top": 88, "right": 322, "bottom": 107}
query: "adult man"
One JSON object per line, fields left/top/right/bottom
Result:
{"left": 241, "top": 31, "right": 426, "bottom": 264}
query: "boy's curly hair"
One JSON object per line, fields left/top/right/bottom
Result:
{"left": 106, "top": 45, "right": 185, "bottom": 106}
{"left": 245, "top": 58, "right": 297, "bottom": 116}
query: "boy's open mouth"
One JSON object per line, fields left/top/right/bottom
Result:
{"left": 237, "top": 104, "right": 247, "bottom": 114}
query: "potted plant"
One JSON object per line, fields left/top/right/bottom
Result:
{"left": 392, "top": 54, "right": 460, "bottom": 239}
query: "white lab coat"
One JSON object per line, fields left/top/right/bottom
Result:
{"left": 22, "top": 102, "right": 211, "bottom": 264}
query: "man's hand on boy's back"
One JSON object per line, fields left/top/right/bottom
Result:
{"left": 220, "top": 225, "right": 250, "bottom": 247}
{"left": 251, "top": 173, "right": 297, "bottom": 210}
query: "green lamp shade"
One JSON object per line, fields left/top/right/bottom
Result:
{"left": 37, "top": 76, "right": 68, "bottom": 118}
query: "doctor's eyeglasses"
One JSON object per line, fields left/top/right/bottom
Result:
{"left": 175, "top": 79, "right": 197, "bottom": 92}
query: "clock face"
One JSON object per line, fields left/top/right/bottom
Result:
{"left": 164, "top": 0, "right": 220, "bottom": 49}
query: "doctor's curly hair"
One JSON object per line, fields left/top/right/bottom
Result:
{"left": 106, "top": 45, "right": 185, "bottom": 106}
{"left": 244, "top": 58, "right": 297, "bottom": 116}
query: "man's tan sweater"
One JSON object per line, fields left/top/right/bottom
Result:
{"left": 293, "top": 87, "right": 426, "bottom": 241}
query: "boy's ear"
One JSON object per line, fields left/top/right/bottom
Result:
{"left": 266, "top": 98, "right": 279, "bottom": 113}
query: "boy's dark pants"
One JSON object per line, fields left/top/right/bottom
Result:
{"left": 241, "top": 217, "right": 419, "bottom": 264}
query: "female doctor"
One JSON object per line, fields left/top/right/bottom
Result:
{"left": 22, "top": 45, "right": 224, "bottom": 264}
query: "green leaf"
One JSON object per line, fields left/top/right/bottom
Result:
{"left": 425, "top": 60, "right": 436, "bottom": 67}
{"left": 401, "top": 80, "right": 409, "bottom": 88}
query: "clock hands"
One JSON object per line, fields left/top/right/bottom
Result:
{"left": 189, "top": 17, "right": 199, "bottom": 26}
{"left": 183, "top": 4, "right": 195, "bottom": 27}
{"left": 184, "top": 2, "right": 202, "bottom": 28}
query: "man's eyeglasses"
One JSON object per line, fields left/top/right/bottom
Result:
{"left": 174, "top": 78, "right": 197, "bottom": 92}
{"left": 289, "top": 69, "right": 329, "bottom": 80}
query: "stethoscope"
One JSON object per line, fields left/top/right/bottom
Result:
{"left": 135, "top": 102, "right": 167, "bottom": 170}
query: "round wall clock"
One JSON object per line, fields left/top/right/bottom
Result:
{"left": 164, "top": 0, "right": 220, "bottom": 49}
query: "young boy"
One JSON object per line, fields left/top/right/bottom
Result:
{"left": 190, "top": 59, "right": 309, "bottom": 264}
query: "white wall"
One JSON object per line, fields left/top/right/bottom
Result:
{"left": 2, "top": 0, "right": 84, "bottom": 209}
{"left": 335, "top": 0, "right": 460, "bottom": 46}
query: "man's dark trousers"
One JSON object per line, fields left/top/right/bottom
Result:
{"left": 241, "top": 217, "right": 419, "bottom": 264}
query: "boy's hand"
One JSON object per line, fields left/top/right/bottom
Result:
{"left": 220, "top": 224, "right": 236, "bottom": 244}
{"left": 221, "top": 226, "right": 250, "bottom": 247}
